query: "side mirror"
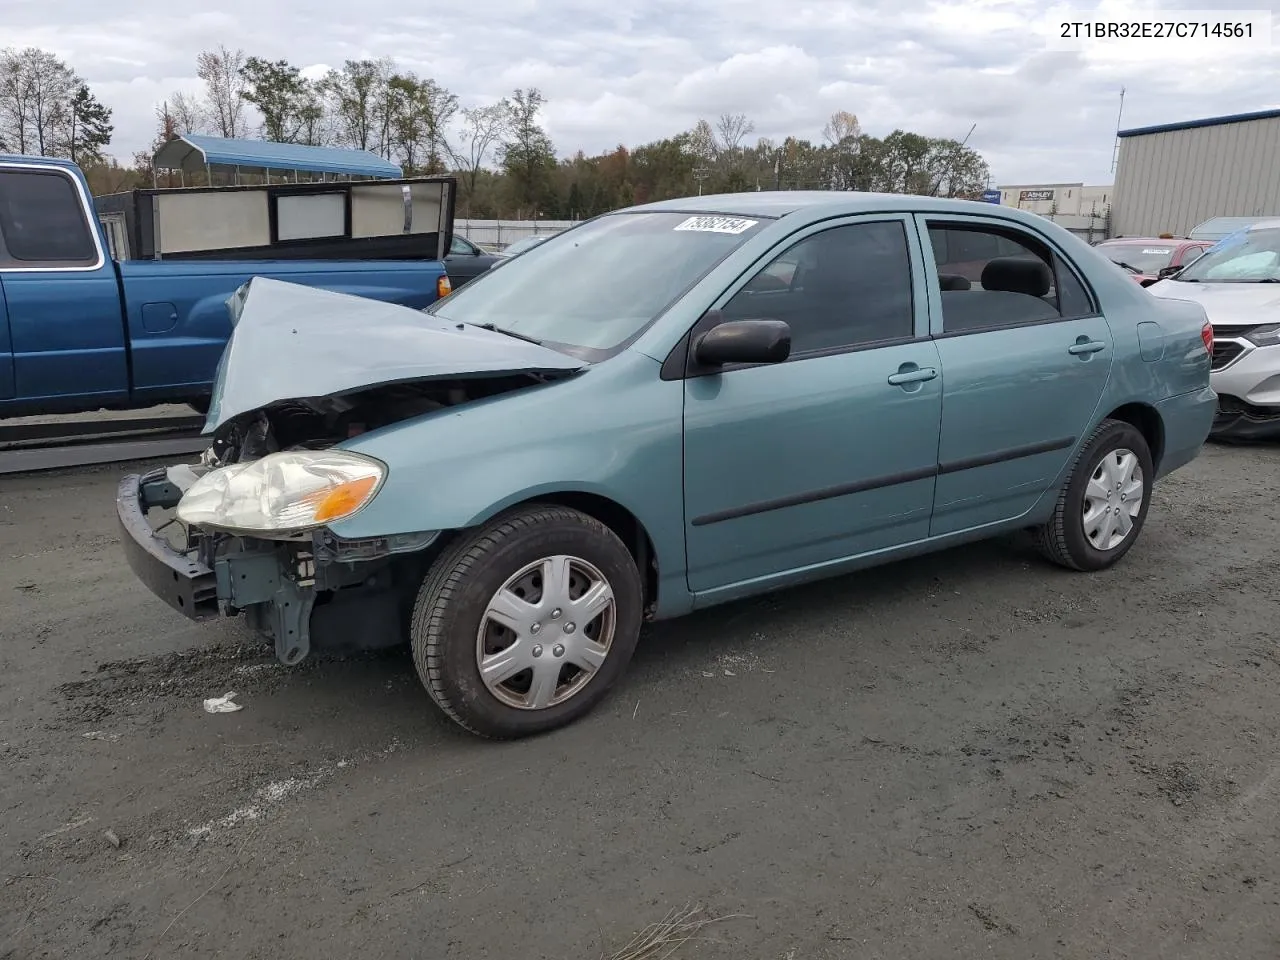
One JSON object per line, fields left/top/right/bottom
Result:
{"left": 693, "top": 317, "right": 791, "bottom": 367}
{"left": 1157, "top": 265, "right": 1182, "bottom": 280}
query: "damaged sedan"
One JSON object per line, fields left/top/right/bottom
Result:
{"left": 118, "top": 193, "right": 1216, "bottom": 738}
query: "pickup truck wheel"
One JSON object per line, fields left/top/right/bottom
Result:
{"left": 1033, "top": 418, "right": 1153, "bottom": 572}
{"left": 188, "top": 398, "right": 210, "bottom": 415}
{"left": 410, "top": 504, "right": 643, "bottom": 739}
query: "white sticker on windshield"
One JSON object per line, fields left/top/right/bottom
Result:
{"left": 673, "top": 215, "right": 758, "bottom": 235}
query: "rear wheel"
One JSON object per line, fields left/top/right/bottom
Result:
{"left": 1034, "top": 419, "right": 1153, "bottom": 571}
{"left": 410, "top": 504, "right": 643, "bottom": 738}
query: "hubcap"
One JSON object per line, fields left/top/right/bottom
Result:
{"left": 475, "top": 555, "right": 617, "bottom": 710}
{"left": 1082, "top": 447, "right": 1144, "bottom": 551}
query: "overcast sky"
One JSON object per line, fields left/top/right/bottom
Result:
{"left": 8, "top": 0, "right": 1279, "bottom": 185}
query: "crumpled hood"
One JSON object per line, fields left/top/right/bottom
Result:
{"left": 1147, "top": 279, "right": 1280, "bottom": 329}
{"left": 204, "top": 277, "right": 584, "bottom": 432}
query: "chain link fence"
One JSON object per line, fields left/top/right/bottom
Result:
{"left": 456, "top": 219, "right": 581, "bottom": 251}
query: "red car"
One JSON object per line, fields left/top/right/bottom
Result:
{"left": 1095, "top": 237, "right": 1215, "bottom": 286}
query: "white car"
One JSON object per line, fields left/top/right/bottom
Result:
{"left": 1147, "top": 219, "right": 1280, "bottom": 440}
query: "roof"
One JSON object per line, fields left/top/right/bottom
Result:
{"left": 621, "top": 189, "right": 1058, "bottom": 224}
{"left": 152, "top": 134, "right": 402, "bottom": 178}
{"left": 0, "top": 154, "right": 83, "bottom": 173}
{"left": 1118, "top": 107, "right": 1280, "bottom": 139}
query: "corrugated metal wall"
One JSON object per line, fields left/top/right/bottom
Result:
{"left": 1112, "top": 116, "right": 1280, "bottom": 237}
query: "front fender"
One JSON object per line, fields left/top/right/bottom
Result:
{"left": 328, "top": 351, "right": 690, "bottom": 603}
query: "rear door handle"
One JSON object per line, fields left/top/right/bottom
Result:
{"left": 887, "top": 366, "right": 938, "bottom": 386}
{"left": 1068, "top": 339, "right": 1107, "bottom": 356}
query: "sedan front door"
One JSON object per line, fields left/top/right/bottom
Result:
{"left": 681, "top": 216, "right": 943, "bottom": 597}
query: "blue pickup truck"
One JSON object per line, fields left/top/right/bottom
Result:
{"left": 0, "top": 155, "right": 455, "bottom": 417}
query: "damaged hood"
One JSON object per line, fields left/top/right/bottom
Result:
{"left": 205, "top": 277, "right": 585, "bottom": 432}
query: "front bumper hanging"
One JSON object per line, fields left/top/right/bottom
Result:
{"left": 117, "top": 467, "right": 438, "bottom": 665}
{"left": 116, "top": 469, "right": 220, "bottom": 621}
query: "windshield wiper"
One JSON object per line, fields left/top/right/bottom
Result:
{"left": 471, "top": 322, "right": 543, "bottom": 345}
{"left": 1111, "top": 261, "right": 1142, "bottom": 273}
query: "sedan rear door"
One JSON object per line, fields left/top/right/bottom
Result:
{"left": 917, "top": 215, "right": 1114, "bottom": 537}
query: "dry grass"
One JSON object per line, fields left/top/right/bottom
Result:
{"left": 604, "top": 902, "right": 748, "bottom": 960}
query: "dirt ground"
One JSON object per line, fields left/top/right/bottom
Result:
{"left": 2, "top": 442, "right": 1278, "bottom": 960}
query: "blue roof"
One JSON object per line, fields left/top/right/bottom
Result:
{"left": 152, "top": 134, "right": 402, "bottom": 178}
{"left": 1118, "top": 107, "right": 1280, "bottom": 139}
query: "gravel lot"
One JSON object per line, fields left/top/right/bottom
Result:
{"left": 2, "top": 442, "right": 1279, "bottom": 959}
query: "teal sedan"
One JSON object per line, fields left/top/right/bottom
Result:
{"left": 118, "top": 192, "right": 1217, "bottom": 739}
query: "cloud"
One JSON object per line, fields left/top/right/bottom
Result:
{"left": 5, "top": 0, "right": 1277, "bottom": 184}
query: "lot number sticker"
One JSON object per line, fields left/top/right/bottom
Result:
{"left": 673, "top": 215, "right": 758, "bottom": 234}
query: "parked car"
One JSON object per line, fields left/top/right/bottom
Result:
{"left": 445, "top": 234, "right": 501, "bottom": 287}
{"left": 1096, "top": 237, "right": 1215, "bottom": 286}
{"left": 0, "top": 155, "right": 453, "bottom": 417}
{"left": 1147, "top": 219, "right": 1280, "bottom": 439}
{"left": 118, "top": 192, "right": 1215, "bottom": 739}
{"left": 1189, "top": 216, "right": 1275, "bottom": 243}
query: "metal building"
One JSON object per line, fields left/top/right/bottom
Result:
{"left": 1111, "top": 108, "right": 1280, "bottom": 238}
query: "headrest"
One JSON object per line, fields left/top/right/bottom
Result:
{"left": 938, "top": 273, "right": 971, "bottom": 291}
{"left": 981, "top": 257, "right": 1052, "bottom": 297}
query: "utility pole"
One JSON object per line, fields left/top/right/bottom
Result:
{"left": 1110, "top": 87, "right": 1126, "bottom": 175}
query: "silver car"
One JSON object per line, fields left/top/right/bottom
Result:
{"left": 1148, "top": 219, "right": 1280, "bottom": 440}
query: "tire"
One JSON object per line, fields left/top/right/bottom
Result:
{"left": 188, "top": 397, "right": 211, "bottom": 415}
{"left": 410, "top": 504, "right": 644, "bottom": 738}
{"left": 1033, "top": 418, "right": 1154, "bottom": 572}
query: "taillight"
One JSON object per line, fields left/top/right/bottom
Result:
{"left": 437, "top": 274, "right": 452, "bottom": 299}
{"left": 1201, "top": 321, "right": 1214, "bottom": 355}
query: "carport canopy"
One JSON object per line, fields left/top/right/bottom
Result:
{"left": 152, "top": 134, "right": 402, "bottom": 180}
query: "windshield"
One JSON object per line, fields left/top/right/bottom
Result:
{"left": 1177, "top": 227, "right": 1280, "bottom": 282}
{"left": 1099, "top": 243, "right": 1175, "bottom": 274}
{"left": 427, "top": 211, "right": 768, "bottom": 355}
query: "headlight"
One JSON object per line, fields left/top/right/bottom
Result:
{"left": 176, "top": 450, "right": 386, "bottom": 535}
{"left": 1244, "top": 323, "right": 1280, "bottom": 346}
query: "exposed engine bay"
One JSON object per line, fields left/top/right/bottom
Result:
{"left": 203, "top": 373, "right": 560, "bottom": 467}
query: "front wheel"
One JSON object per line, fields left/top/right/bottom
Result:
{"left": 1034, "top": 418, "right": 1154, "bottom": 571}
{"left": 410, "top": 504, "right": 644, "bottom": 738}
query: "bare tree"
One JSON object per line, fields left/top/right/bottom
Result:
{"left": 168, "top": 91, "right": 206, "bottom": 134}
{"left": 714, "top": 113, "right": 754, "bottom": 153}
{"left": 448, "top": 100, "right": 510, "bottom": 214}
{"left": 822, "top": 110, "right": 861, "bottom": 147}
{"left": 0, "top": 48, "right": 77, "bottom": 155}
{"left": 196, "top": 45, "right": 247, "bottom": 138}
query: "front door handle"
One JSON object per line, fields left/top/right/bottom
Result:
{"left": 887, "top": 365, "right": 938, "bottom": 386}
{"left": 1068, "top": 338, "right": 1107, "bottom": 356}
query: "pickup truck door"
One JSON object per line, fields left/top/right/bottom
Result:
{"left": 0, "top": 277, "right": 12, "bottom": 399}
{"left": 0, "top": 161, "right": 128, "bottom": 412}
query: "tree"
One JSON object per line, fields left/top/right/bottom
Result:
{"left": 387, "top": 73, "right": 457, "bottom": 172}
{"left": 57, "top": 83, "right": 113, "bottom": 165}
{"left": 714, "top": 112, "right": 754, "bottom": 154}
{"left": 239, "top": 57, "right": 316, "bottom": 143}
{"left": 499, "top": 88, "right": 556, "bottom": 215}
{"left": 323, "top": 58, "right": 392, "bottom": 152}
{"left": 0, "top": 47, "right": 77, "bottom": 156}
{"left": 196, "top": 45, "right": 247, "bottom": 138}
{"left": 168, "top": 91, "right": 206, "bottom": 134}
{"left": 822, "top": 110, "right": 861, "bottom": 147}
{"left": 450, "top": 100, "right": 509, "bottom": 214}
